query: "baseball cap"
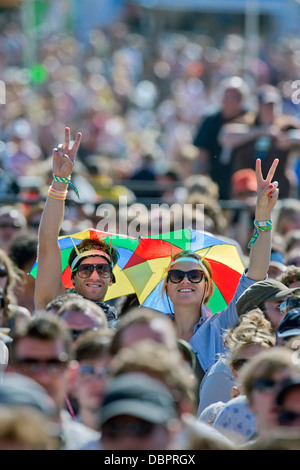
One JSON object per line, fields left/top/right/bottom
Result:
{"left": 236, "top": 279, "right": 298, "bottom": 317}
{"left": 0, "top": 373, "right": 57, "bottom": 418}
{"left": 100, "top": 373, "right": 178, "bottom": 427}
{"left": 277, "top": 308, "right": 300, "bottom": 339}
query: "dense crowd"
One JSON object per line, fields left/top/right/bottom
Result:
{"left": 1, "top": 7, "right": 300, "bottom": 451}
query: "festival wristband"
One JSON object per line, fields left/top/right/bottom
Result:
{"left": 52, "top": 174, "right": 80, "bottom": 199}
{"left": 48, "top": 186, "right": 68, "bottom": 200}
{"left": 248, "top": 219, "right": 272, "bottom": 249}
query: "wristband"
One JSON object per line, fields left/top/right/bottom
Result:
{"left": 248, "top": 219, "right": 272, "bottom": 249}
{"left": 48, "top": 186, "right": 68, "bottom": 200}
{"left": 52, "top": 174, "right": 80, "bottom": 199}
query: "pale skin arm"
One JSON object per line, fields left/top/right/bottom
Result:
{"left": 34, "top": 127, "right": 82, "bottom": 310}
{"left": 246, "top": 158, "right": 279, "bottom": 281}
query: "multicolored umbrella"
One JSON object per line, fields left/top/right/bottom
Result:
{"left": 30, "top": 228, "right": 140, "bottom": 300}
{"left": 30, "top": 227, "right": 244, "bottom": 313}
{"left": 120, "top": 228, "right": 245, "bottom": 314}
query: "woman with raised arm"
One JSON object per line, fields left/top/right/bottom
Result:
{"left": 161, "top": 158, "right": 279, "bottom": 373}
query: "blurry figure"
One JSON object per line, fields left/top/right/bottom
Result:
{"left": 286, "top": 248, "right": 300, "bottom": 267}
{"left": 0, "top": 206, "right": 27, "bottom": 251}
{"left": 275, "top": 198, "right": 300, "bottom": 236}
{"left": 82, "top": 373, "right": 181, "bottom": 450}
{"left": 239, "top": 347, "right": 300, "bottom": 445}
{"left": 7, "top": 312, "right": 99, "bottom": 449}
{"left": 193, "top": 76, "right": 250, "bottom": 199}
{"left": 172, "top": 412, "right": 236, "bottom": 450}
{"left": 276, "top": 376, "right": 300, "bottom": 429}
{"left": 268, "top": 250, "right": 287, "bottom": 279}
{"left": 5, "top": 118, "right": 41, "bottom": 178}
{"left": 222, "top": 85, "right": 300, "bottom": 198}
{"left": 110, "top": 307, "right": 179, "bottom": 356}
{"left": 198, "top": 309, "right": 275, "bottom": 418}
{"left": 109, "top": 339, "right": 197, "bottom": 417}
{"left": 284, "top": 229, "right": 300, "bottom": 255}
{"left": 56, "top": 296, "right": 108, "bottom": 342}
{"left": 277, "top": 265, "right": 300, "bottom": 289}
{"left": 229, "top": 168, "right": 257, "bottom": 253}
{"left": 8, "top": 232, "right": 38, "bottom": 312}
{"left": 0, "top": 406, "right": 59, "bottom": 450}
{"left": 71, "top": 329, "right": 114, "bottom": 430}
{"left": 0, "top": 373, "right": 59, "bottom": 450}
{"left": 25, "top": 203, "right": 44, "bottom": 234}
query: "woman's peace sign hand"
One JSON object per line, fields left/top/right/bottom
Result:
{"left": 255, "top": 158, "right": 279, "bottom": 220}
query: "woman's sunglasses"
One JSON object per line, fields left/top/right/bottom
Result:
{"left": 73, "top": 263, "right": 112, "bottom": 279}
{"left": 167, "top": 269, "right": 204, "bottom": 284}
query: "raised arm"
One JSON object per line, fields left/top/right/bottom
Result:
{"left": 246, "top": 158, "right": 279, "bottom": 281}
{"left": 34, "top": 127, "right": 82, "bottom": 310}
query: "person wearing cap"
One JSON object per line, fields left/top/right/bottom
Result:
{"left": 236, "top": 279, "right": 300, "bottom": 333}
{"left": 276, "top": 294, "right": 300, "bottom": 346}
{"left": 220, "top": 84, "right": 300, "bottom": 198}
{"left": 7, "top": 311, "right": 100, "bottom": 450}
{"left": 81, "top": 372, "right": 181, "bottom": 450}
{"left": 34, "top": 127, "right": 118, "bottom": 324}
{"left": 159, "top": 158, "right": 279, "bottom": 373}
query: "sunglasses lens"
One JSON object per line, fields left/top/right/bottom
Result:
{"left": 96, "top": 264, "right": 112, "bottom": 278}
{"left": 188, "top": 270, "right": 204, "bottom": 283}
{"left": 77, "top": 265, "right": 93, "bottom": 278}
{"left": 168, "top": 270, "right": 184, "bottom": 283}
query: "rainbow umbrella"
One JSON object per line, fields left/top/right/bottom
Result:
{"left": 30, "top": 228, "right": 140, "bottom": 300}
{"left": 120, "top": 228, "right": 244, "bottom": 314}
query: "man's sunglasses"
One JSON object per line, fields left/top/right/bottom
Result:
{"left": 73, "top": 263, "right": 112, "bottom": 279}
{"left": 167, "top": 269, "right": 204, "bottom": 284}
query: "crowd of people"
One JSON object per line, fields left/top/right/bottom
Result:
{"left": 1, "top": 7, "right": 300, "bottom": 451}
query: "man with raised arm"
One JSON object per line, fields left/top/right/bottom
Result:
{"left": 34, "top": 127, "right": 118, "bottom": 324}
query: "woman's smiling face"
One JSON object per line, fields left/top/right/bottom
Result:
{"left": 166, "top": 260, "right": 206, "bottom": 307}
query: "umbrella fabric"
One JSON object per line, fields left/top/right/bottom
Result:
{"left": 30, "top": 228, "right": 140, "bottom": 301}
{"left": 121, "top": 228, "right": 244, "bottom": 314}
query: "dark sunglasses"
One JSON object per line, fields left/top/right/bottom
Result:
{"left": 167, "top": 269, "right": 204, "bottom": 284}
{"left": 102, "top": 420, "right": 155, "bottom": 439}
{"left": 73, "top": 263, "right": 112, "bottom": 279}
{"left": 278, "top": 410, "right": 300, "bottom": 426}
{"left": 280, "top": 297, "right": 300, "bottom": 314}
{"left": 16, "top": 357, "right": 68, "bottom": 376}
{"left": 78, "top": 364, "right": 110, "bottom": 379}
{"left": 252, "top": 378, "right": 277, "bottom": 392}
{"left": 231, "top": 358, "right": 249, "bottom": 371}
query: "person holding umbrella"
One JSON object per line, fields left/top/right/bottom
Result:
{"left": 161, "top": 157, "right": 279, "bottom": 373}
{"left": 34, "top": 127, "right": 118, "bottom": 323}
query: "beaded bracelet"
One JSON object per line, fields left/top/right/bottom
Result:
{"left": 248, "top": 219, "right": 272, "bottom": 249}
{"left": 52, "top": 174, "right": 80, "bottom": 199}
{"left": 48, "top": 186, "right": 68, "bottom": 200}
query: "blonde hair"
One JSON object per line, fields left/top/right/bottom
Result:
{"left": 222, "top": 309, "right": 275, "bottom": 369}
